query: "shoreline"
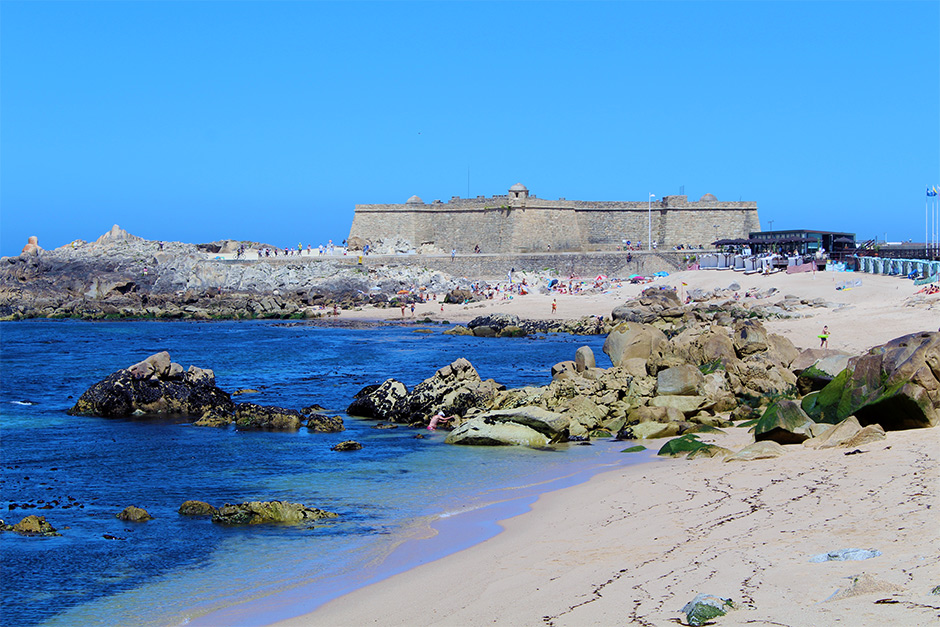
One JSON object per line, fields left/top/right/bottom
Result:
{"left": 188, "top": 443, "right": 650, "bottom": 626}
{"left": 286, "top": 426, "right": 939, "bottom": 626}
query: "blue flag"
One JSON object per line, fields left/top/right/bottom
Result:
{"left": 928, "top": 186, "right": 937, "bottom": 197}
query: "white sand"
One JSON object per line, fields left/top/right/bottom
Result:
{"left": 274, "top": 269, "right": 939, "bottom": 626}
{"left": 293, "top": 428, "right": 938, "bottom": 626}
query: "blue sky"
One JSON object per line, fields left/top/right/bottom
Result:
{"left": 2, "top": 1, "right": 938, "bottom": 256}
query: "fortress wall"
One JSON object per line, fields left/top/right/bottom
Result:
{"left": 361, "top": 250, "right": 692, "bottom": 281}
{"left": 350, "top": 199, "right": 760, "bottom": 253}
{"left": 578, "top": 209, "right": 653, "bottom": 249}
{"left": 509, "top": 208, "right": 584, "bottom": 252}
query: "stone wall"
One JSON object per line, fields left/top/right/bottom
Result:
{"left": 356, "top": 250, "right": 693, "bottom": 280}
{"left": 349, "top": 192, "right": 760, "bottom": 254}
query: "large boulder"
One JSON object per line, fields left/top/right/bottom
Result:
{"left": 603, "top": 322, "right": 668, "bottom": 367}
{"left": 445, "top": 417, "right": 549, "bottom": 447}
{"left": 657, "top": 365, "right": 704, "bottom": 396}
{"left": 754, "top": 400, "right": 815, "bottom": 444}
{"left": 574, "top": 346, "right": 596, "bottom": 372}
{"left": 649, "top": 395, "right": 711, "bottom": 417}
{"left": 346, "top": 380, "right": 408, "bottom": 420}
{"left": 725, "top": 441, "right": 786, "bottom": 462}
{"left": 796, "top": 352, "right": 853, "bottom": 394}
{"left": 805, "top": 331, "right": 939, "bottom": 429}
{"left": 212, "top": 501, "right": 338, "bottom": 525}
{"left": 67, "top": 352, "right": 235, "bottom": 418}
{"left": 476, "top": 406, "right": 568, "bottom": 436}
{"left": 234, "top": 403, "right": 305, "bottom": 431}
{"left": 733, "top": 319, "right": 770, "bottom": 356}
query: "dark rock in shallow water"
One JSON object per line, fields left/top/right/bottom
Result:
{"left": 116, "top": 506, "right": 153, "bottom": 522}
{"left": 178, "top": 500, "right": 217, "bottom": 516}
{"left": 2, "top": 515, "right": 62, "bottom": 536}
{"left": 211, "top": 501, "right": 337, "bottom": 525}
{"left": 305, "top": 413, "right": 344, "bottom": 432}
{"left": 234, "top": 403, "right": 304, "bottom": 431}
{"left": 68, "top": 351, "right": 234, "bottom": 419}
{"left": 330, "top": 440, "right": 362, "bottom": 451}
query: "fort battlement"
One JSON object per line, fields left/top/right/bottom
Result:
{"left": 349, "top": 184, "right": 761, "bottom": 254}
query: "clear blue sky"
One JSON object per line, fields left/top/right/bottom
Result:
{"left": 2, "top": 1, "right": 938, "bottom": 257}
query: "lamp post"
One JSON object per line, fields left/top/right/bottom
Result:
{"left": 648, "top": 194, "right": 656, "bottom": 251}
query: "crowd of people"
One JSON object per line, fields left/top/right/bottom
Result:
{"left": 233, "top": 239, "right": 348, "bottom": 259}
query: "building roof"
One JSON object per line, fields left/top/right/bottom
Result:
{"left": 509, "top": 183, "right": 528, "bottom": 191}
{"left": 699, "top": 193, "right": 718, "bottom": 201}
{"left": 406, "top": 195, "right": 424, "bottom": 204}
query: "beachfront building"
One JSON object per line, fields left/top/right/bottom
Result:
{"left": 349, "top": 184, "right": 761, "bottom": 254}
{"left": 747, "top": 229, "right": 856, "bottom": 259}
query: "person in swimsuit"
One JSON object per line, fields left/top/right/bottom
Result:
{"left": 819, "top": 325, "right": 830, "bottom": 348}
{"left": 427, "top": 411, "right": 454, "bottom": 430}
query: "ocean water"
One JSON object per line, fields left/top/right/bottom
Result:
{"left": 0, "top": 320, "right": 653, "bottom": 626}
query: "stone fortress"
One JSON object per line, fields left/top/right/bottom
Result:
{"left": 348, "top": 183, "right": 761, "bottom": 254}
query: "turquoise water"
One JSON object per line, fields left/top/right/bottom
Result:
{"left": 0, "top": 320, "right": 652, "bottom": 625}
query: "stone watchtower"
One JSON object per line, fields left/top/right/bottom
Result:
{"left": 508, "top": 183, "right": 529, "bottom": 200}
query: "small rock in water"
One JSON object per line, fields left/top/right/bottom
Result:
{"left": 809, "top": 548, "right": 881, "bottom": 562}
{"left": 116, "top": 506, "right": 153, "bottom": 522}
{"left": 331, "top": 440, "right": 362, "bottom": 452}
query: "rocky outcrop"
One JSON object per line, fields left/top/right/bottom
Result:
{"left": 348, "top": 358, "right": 502, "bottom": 426}
{"left": 211, "top": 501, "right": 337, "bottom": 525}
{"left": 346, "top": 380, "right": 408, "bottom": 420}
{"left": 0, "top": 225, "right": 475, "bottom": 320}
{"left": 612, "top": 287, "right": 683, "bottom": 323}
{"left": 68, "top": 351, "right": 235, "bottom": 418}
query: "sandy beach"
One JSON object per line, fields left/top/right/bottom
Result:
{"left": 276, "top": 268, "right": 939, "bottom": 627}
{"left": 341, "top": 269, "right": 939, "bottom": 356}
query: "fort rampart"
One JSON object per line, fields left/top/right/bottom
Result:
{"left": 348, "top": 184, "right": 761, "bottom": 254}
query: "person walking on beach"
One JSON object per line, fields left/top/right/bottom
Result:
{"left": 410, "top": 303, "right": 415, "bottom": 317}
{"left": 451, "top": 248, "right": 456, "bottom": 261}
{"left": 819, "top": 325, "right": 830, "bottom": 348}
{"left": 401, "top": 303, "right": 407, "bottom": 317}
{"left": 552, "top": 299, "right": 557, "bottom": 314}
